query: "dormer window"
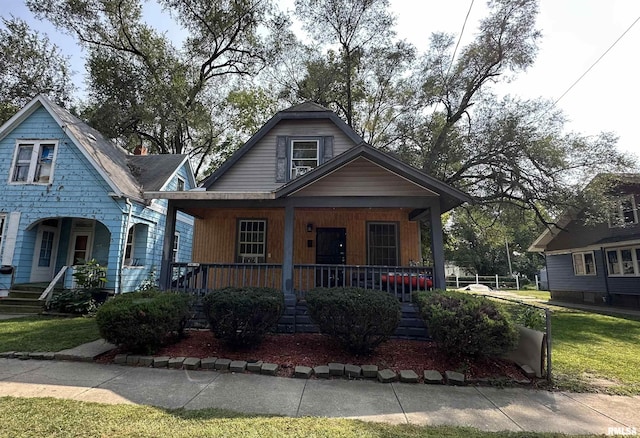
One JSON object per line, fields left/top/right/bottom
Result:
{"left": 609, "top": 195, "right": 638, "bottom": 228}
{"left": 291, "top": 140, "right": 319, "bottom": 179}
{"left": 10, "top": 140, "right": 58, "bottom": 184}
{"left": 176, "top": 177, "right": 185, "bottom": 191}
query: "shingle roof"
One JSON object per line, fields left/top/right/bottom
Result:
{"left": 282, "top": 102, "right": 332, "bottom": 112}
{"left": 128, "top": 154, "right": 188, "bottom": 191}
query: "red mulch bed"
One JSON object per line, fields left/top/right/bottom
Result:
{"left": 97, "top": 330, "right": 529, "bottom": 383}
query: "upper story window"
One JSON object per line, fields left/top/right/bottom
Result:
{"left": 10, "top": 140, "right": 58, "bottom": 184}
{"left": 176, "top": 177, "right": 185, "bottom": 191}
{"left": 291, "top": 140, "right": 319, "bottom": 179}
{"left": 609, "top": 195, "right": 638, "bottom": 228}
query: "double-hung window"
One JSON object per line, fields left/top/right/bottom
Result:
{"left": 572, "top": 251, "right": 596, "bottom": 275}
{"left": 367, "top": 222, "right": 399, "bottom": 266}
{"left": 124, "top": 227, "right": 135, "bottom": 265}
{"left": 173, "top": 232, "right": 180, "bottom": 262}
{"left": 609, "top": 195, "right": 638, "bottom": 227}
{"left": 291, "top": 140, "right": 319, "bottom": 179}
{"left": 0, "top": 214, "right": 5, "bottom": 256}
{"left": 606, "top": 247, "right": 640, "bottom": 276}
{"left": 10, "top": 140, "right": 57, "bottom": 184}
{"left": 237, "top": 219, "right": 267, "bottom": 263}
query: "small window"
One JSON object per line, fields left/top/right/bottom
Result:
{"left": 609, "top": 195, "right": 638, "bottom": 228}
{"left": 124, "top": 227, "right": 135, "bottom": 265}
{"left": 176, "top": 177, "right": 185, "bottom": 191}
{"left": 173, "top": 232, "right": 180, "bottom": 262}
{"left": 368, "top": 222, "right": 399, "bottom": 266}
{"left": 0, "top": 214, "right": 5, "bottom": 255}
{"left": 10, "top": 140, "right": 57, "bottom": 184}
{"left": 572, "top": 252, "right": 596, "bottom": 276}
{"left": 291, "top": 140, "right": 319, "bottom": 179}
{"left": 237, "top": 219, "right": 266, "bottom": 263}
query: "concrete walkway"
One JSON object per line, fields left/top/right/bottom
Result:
{"left": 0, "top": 358, "right": 638, "bottom": 434}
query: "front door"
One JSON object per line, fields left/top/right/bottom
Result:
{"left": 68, "top": 231, "right": 94, "bottom": 266}
{"left": 30, "top": 223, "right": 59, "bottom": 282}
{"left": 316, "top": 228, "right": 346, "bottom": 287}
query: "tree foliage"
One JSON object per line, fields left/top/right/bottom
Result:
{"left": 0, "top": 17, "right": 74, "bottom": 124}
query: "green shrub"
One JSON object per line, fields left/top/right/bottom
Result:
{"left": 95, "top": 290, "right": 191, "bottom": 354}
{"left": 47, "top": 289, "right": 107, "bottom": 315}
{"left": 305, "top": 287, "right": 401, "bottom": 355}
{"left": 203, "top": 287, "right": 284, "bottom": 349}
{"left": 414, "top": 290, "right": 519, "bottom": 358}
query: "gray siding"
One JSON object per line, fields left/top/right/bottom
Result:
{"left": 546, "top": 252, "right": 607, "bottom": 293}
{"left": 546, "top": 216, "right": 640, "bottom": 252}
{"left": 213, "top": 119, "right": 357, "bottom": 192}
{"left": 607, "top": 277, "right": 640, "bottom": 296}
{"left": 291, "top": 157, "right": 439, "bottom": 197}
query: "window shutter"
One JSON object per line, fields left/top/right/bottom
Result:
{"left": 323, "top": 136, "right": 334, "bottom": 163}
{"left": 276, "top": 136, "right": 287, "bottom": 183}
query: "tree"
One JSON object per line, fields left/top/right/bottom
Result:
{"left": 27, "top": 0, "right": 285, "bottom": 178}
{"left": 0, "top": 17, "right": 74, "bottom": 124}
{"left": 294, "top": 0, "right": 395, "bottom": 127}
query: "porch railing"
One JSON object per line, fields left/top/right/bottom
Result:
{"left": 170, "top": 263, "right": 283, "bottom": 295}
{"left": 169, "top": 262, "right": 432, "bottom": 302}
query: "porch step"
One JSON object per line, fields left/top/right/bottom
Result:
{"left": 0, "top": 286, "right": 45, "bottom": 314}
{"left": 0, "top": 302, "right": 43, "bottom": 314}
{"left": 0, "top": 297, "right": 43, "bottom": 307}
{"left": 6, "top": 290, "right": 43, "bottom": 299}
{"left": 10, "top": 283, "right": 49, "bottom": 293}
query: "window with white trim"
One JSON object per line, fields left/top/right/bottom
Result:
{"left": 368, "top": 222, "right": 399, "bottom": 266}
{"left": 572, "top": 251, "right": 596, "bottom": 275}
{"left": 609, "top": 195, "right": 638, "bottom": 228}
{"left": 606, "top": 247, "right": 640, "bottom": 276}
{"left": 124, "top": 224, "right": 148, "bottom": 266}
{"left": 237, "top": 219, "right": 266, "bottom": 263}
{"left": 172, "top": 232, "right": 180, "bottom": 262}
{"left": 176, "top": 177, "right": 185, "bottom": 191}
{"left": 0, "top": 214, "right": 5, "bottom": 256}
{"left": 10, "top": 140, "right": 57, "bottom": 184}
{"left": 291, "top": 140, "right": 319, "bottom": 179}
{"left": 124, "top": 226, "right": 135, "bottom": 265}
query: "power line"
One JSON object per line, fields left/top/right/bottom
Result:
{"left": 551, "top": 14, "right": 640, "bottom": 108}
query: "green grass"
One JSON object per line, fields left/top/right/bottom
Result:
{"left": 0, "top": 316, "right": 100, "bottom": 352}
{"left": 550, "top": 307, "right": 640, "bottom": 394}
{"left": 0, "top": 396, "right": 592, "bottom": 438}
{"left": 508, "top": 289, "right": 551, "bottom": 301}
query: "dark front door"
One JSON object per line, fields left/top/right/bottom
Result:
{"left": 315, "top": 228, "right": 346, "bottom": 287}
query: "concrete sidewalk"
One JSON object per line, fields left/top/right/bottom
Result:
{"left": 0, "top": 359, "right": 638, "bottom": 434}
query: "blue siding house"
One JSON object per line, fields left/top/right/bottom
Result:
{"left": 0, "top": 95, "right": 195, "bottom": 299}
{"left": 529, "top": 174, "right": 640, "bottom": 309}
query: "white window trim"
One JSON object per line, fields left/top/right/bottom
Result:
{"left": 176, "top": 177, "right": 185, "bottom": 191}
{"left": 9, "top": 139, "right": 59, "bottom": 185}
{"left": 0, "top": 214, "right": 5, "bottom": 258}
{"left": 237, "top": 219, "right": 267, "bottom": 263}
{"left": 172, "top": 232, "right": 180, "bottom": 262}
{"left": 606, "top": 246, "right": 640, "bottom": 277}
{"left": 124, "top": 226, "right": 135, "bottom": 266}
{"left": 608, "top": 194, "right": 638, "bottom": 228}
{"left": 290, "top": 139, "right": 320, "bottom": 179}
{"left": 572, "top": 251, "right": 596, "bottom": 276}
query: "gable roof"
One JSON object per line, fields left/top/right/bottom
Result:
{"left": 276, "top": 143, "right": 472, "bottom": 212}
{"left": 201, "top": 101, "right": 364, "bottom": 189}
{"left": 0, "top": 95, "right": 192, "bottom": 202}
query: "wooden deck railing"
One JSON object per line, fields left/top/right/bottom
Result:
{"left": 170, "top": 263, "right": 433, "bottom": 302}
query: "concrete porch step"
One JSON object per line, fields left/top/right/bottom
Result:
{"left": 0, "top": 297, "right": 42, "bottom": 306}
{"left": 0, "top": 303, "right": 43, "bottom": 314}
{"left": 7, "top": 290, "right": 43, "bottom": 299}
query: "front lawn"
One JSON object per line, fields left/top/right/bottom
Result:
{"left": 551, "top": 307, "right": 640, "bottom": 394}
{"left": 0, "top": 396, "right": 592, "bottom": 438}
{"left": 0, "top": 316, "right": 100, "bottom": 352}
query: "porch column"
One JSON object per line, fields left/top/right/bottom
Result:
{"left": 282, "top": 204, "right": 294, "bottom": 295}
{"left": 159, "top": 201, "right": 177, "bottom": 290}
{"left": 430, "top": 203, "right": 446, "bottom": 290}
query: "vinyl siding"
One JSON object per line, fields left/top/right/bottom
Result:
{"left": 546, "top": 216, "right": 640, "bottom": 252}
{"left": 290, "top": 157, "right": 438, "bottom": 197}
{"left": 212, "top": 119, "right": 357, "bottom": 192}
{"left": 546, "top": 252, "right": 607, "bottom": 293}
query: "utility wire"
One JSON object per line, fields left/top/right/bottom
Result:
{"left": 551, "top": 14, "right": 640, "bottom": 108}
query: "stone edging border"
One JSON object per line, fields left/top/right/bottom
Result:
{"left": 0, "top": 350, "right": 533, "bottom": 386}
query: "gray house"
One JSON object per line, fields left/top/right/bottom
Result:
{"left": 529, "top": 174, "right": 640, "bottom": 309}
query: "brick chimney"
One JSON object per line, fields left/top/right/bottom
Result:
{"left": 133, "top": 144, "right": 148, "bottom": 155}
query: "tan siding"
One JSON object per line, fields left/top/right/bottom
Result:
{"left": 192, "top": 207, "right": 420, "bottom": 266}
{"left": 290, "top": 157, "right": 438, "bottom": 197}
{"left": 212, "top": 119, "right": 357, "bottom": 192}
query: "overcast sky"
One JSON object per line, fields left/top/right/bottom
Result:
{"left": 2, "top": 0, "right": 640, "bottom": 160}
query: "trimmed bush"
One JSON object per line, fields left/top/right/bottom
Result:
{"left": 203, "top": 287, "right": 284, "bottom": 349}
{"left": 47, "top": 289, "right": 105, "bottom": 315}
{"left": 305, "top": 287, "right": 401, "bottom": 355}
{"left": 95, "top": 290, "right": 191, "bottom": 354}
{"left": 414, "top": 290, "right": 519, "bottom": 358}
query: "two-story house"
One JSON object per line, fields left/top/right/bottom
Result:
{"left": 529, "top": 174, "right": 640, "bottom": 309}
{"left": 0, "top": 95, "right": 195, "bottom": 307}
{"left": 152, "top": 102, "right": 470, "bottom": 334}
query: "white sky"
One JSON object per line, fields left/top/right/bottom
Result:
{"left": 2, "top": 0, "right": 640, "bottom": 160}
